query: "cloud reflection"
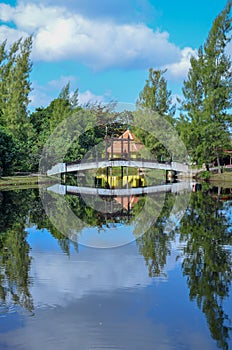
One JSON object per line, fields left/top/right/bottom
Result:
{"left": 28, "top": 231, "right": 182, "bottom": 308}
{"left": 29, "top": 241, "right": 151, "bottom": 308}
{"left": 0, "top": 231, "right": 215, "bottom": 350}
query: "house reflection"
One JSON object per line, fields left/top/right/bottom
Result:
{"left": 99, "top": 193, "right": 143, "bottom": 218}
{"left": 95, "top": 174, "right": 146, "bottom": 189}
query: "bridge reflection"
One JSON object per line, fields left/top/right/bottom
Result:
{"left": 47, "top": 180, "right": 192, "bottom": 222}
{"left": 48, "top": 181, "right": 192, "bottom": 197}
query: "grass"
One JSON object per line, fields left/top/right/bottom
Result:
{"left": 0, "top": 175, "right": 58, "bottom": 190}
{"left": 209, "top": 169, "right": 232, "bottom": 187}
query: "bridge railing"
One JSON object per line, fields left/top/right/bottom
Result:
{"left": 66, "top": 157, "right": 172, "bottom": 166}
{"left": 47, "top": 158, "right": 189, "bottom": 175}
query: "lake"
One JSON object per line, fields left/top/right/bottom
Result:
{"left": 0, "top": 182, "right": 232, "bottom": 350}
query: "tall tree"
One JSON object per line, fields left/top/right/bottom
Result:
{"left": 135, "top": 68, "right": 176, "bottom": 161}
{"left": 0, "top": 37, "right": 33, "bottom": 142}
{"left": 136, "top": 68, "right": 175, "bottom": 117}
{"left": 0, "top": 37, "right": 33, "bottom": 171}
{"left": 48, "top": 82, "right": 79, "bottom": 132}
{"left": 179, "top": 1, "right": 232, "bottom": 169}
{"left": 29, "top": 83, "right": 80, "bottom": 170}
{"left": 0, "top": 128, "right": 18, "bottom": 175}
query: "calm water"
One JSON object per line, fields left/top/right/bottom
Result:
{"left": 0, "top": 184, "right": 232, "bottom": 350}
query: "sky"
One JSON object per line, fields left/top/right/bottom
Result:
{"left": 0, "top": 0, "right": 230, "bottom": 110}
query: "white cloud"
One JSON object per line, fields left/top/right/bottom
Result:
{"left": 0, "top": 25, "right": 28, "bottom": 45}
{"left": 48, "top": 75, "right": 77, "bottom": 89}
{"left": 0, "top": 3, "right": 66, "bottom": 31}
{"left": 10, "top": 0, "right": 157, "bottom": 24}
{"left": 164, "top": 47, "right": 197, "bottom": 80}
{"left": 78, "top": 90, "right": 105, "bottom": 105}
{"left": 30, "top": 89, "right": 51, "bottom": 109}
{"left": 0, "top": 2, "right": 184, "bottom": 71}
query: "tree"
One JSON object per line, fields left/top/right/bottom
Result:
{"left": 0, "top": 37, "right": 34, "bottom": 172}
{"left": 0, "top": 128, "right": 18, "bottom": 175}
{"left": 179, "top": 1, "right": 232, "bottom": 170}
{"left": 0, "top": 37, "right": 33, "bottom": 142}
{"left": 29, "top": 83, "right": 80, "bottom": 170}
{"left": 135, "top": 69, "right": 176, "bottom": 161}
{"left": 46, "top": 82, "right": 80, "bottom": 133}
{"left": 136, "top": 68, "right": 175, "bottom": 117}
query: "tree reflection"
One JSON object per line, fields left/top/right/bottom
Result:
{"left": 29, "top": 190, "right": 79, "bottom": 255}
{"left": 136, "top": 192, "right": 176, "bottom": 277}
{"left": 136, "top": 187, "right": 232, "bottom": 349}
{"left": 0, "top": 189, "right": 79, "bottom": 313}
{"left": 179, "top": 190, "right": 232, "bottom": 350}
{"left": 0, "top": 190, "right": 34, "bottom": 312}
{"left": 1, "top": 185, "right": 232, "bottom": 350}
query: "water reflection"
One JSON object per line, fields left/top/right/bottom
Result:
{"left": 0, "top": 190, "right": 34, "bottom": 312}
{"left": 43, "top": 180, "right": 191, "bottom": 247}
{"left": 179, "top": 189, "right": 232, "bottom": 350}
{"left": 0, "top": 186, "right": 231, "bottom": 349}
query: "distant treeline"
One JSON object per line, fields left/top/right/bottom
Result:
{"left": 0, "top": 2, "right": 231, "bottom": 175}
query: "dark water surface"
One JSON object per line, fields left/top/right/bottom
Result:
{"left": 0, "top": 185, "right": 232, "bottom": 350}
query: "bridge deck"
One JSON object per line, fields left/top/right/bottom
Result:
{"left": 47, "top": 159, "right": 189, "bottom": 175}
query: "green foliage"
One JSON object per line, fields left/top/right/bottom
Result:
{"left": 136, "top": 68, "right": 175, "bottom": 116}
{"left": 133, "top": 109, "right": 188, "bottom": 162}
{"left": 0, "top": 37, "right": 34, "bottom": 172}
{"left": 0, "top": 4, "right": 231, "bottom": 174}
{"left": 199, "top": 170, "right": 211, "bottom": 180}
{"left": 29, "top": 83, "right": 81, "bottom": 170}
{"left": 0, "top": 37, "right": 33, "bottom": 142}
{"left": 135, "top": 69, "right": 177, "bottom": 161}
{"left": 178, "top": 2, "right": 232, "bottom": 167}
{"left": 0, "top": 128, "right": 18, "bottom": 175}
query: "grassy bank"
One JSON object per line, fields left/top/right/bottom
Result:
{"left": 209, "top": 170, "right": 232, "bottom": 187}
{"left": 0, "top": 175, "right": 57, "bottom": 190}
{"left": 210, "top": 171, "right": 232, "bottom": 182}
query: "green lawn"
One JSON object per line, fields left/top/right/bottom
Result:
{"left": 209, "top": 170, "right": 232, "bottom": 186}
{"left": 0, "top": 175, "right": 57, "bottom": 189}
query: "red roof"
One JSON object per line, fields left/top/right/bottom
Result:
{"left": 107, "top": 129, "right": 144, "bottom": 155}
{"left": 119, "top": 129, "right": 136, "bottom": 140}
{"left": 114, "top": 195, "right": 140, "bottom": 210}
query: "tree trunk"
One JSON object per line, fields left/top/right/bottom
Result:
{"left": 216, "top": 152, "right": 221, "bottom": 174}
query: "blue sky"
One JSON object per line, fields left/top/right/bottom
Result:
{"left": 0, "top": 0, "right": 230, "bottom": 109}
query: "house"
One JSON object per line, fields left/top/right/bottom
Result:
{"left": 106, "top": 128, "right": 144, "bottom": 159}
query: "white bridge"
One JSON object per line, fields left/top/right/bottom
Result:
{"left": 47, "top": 181, "right": 193, "bottom": 197}
{"left": 47, "top": 159, "right": 189, "bottom": 176}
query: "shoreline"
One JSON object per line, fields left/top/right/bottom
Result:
{"left": 0, "top": 171, "right": 231, "bottom": 190}
{"left": 209, "top": 171, "right": 232, "bottom": 185}
{"left": 0, "top": 175, "right": 58, "bottom": 189}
